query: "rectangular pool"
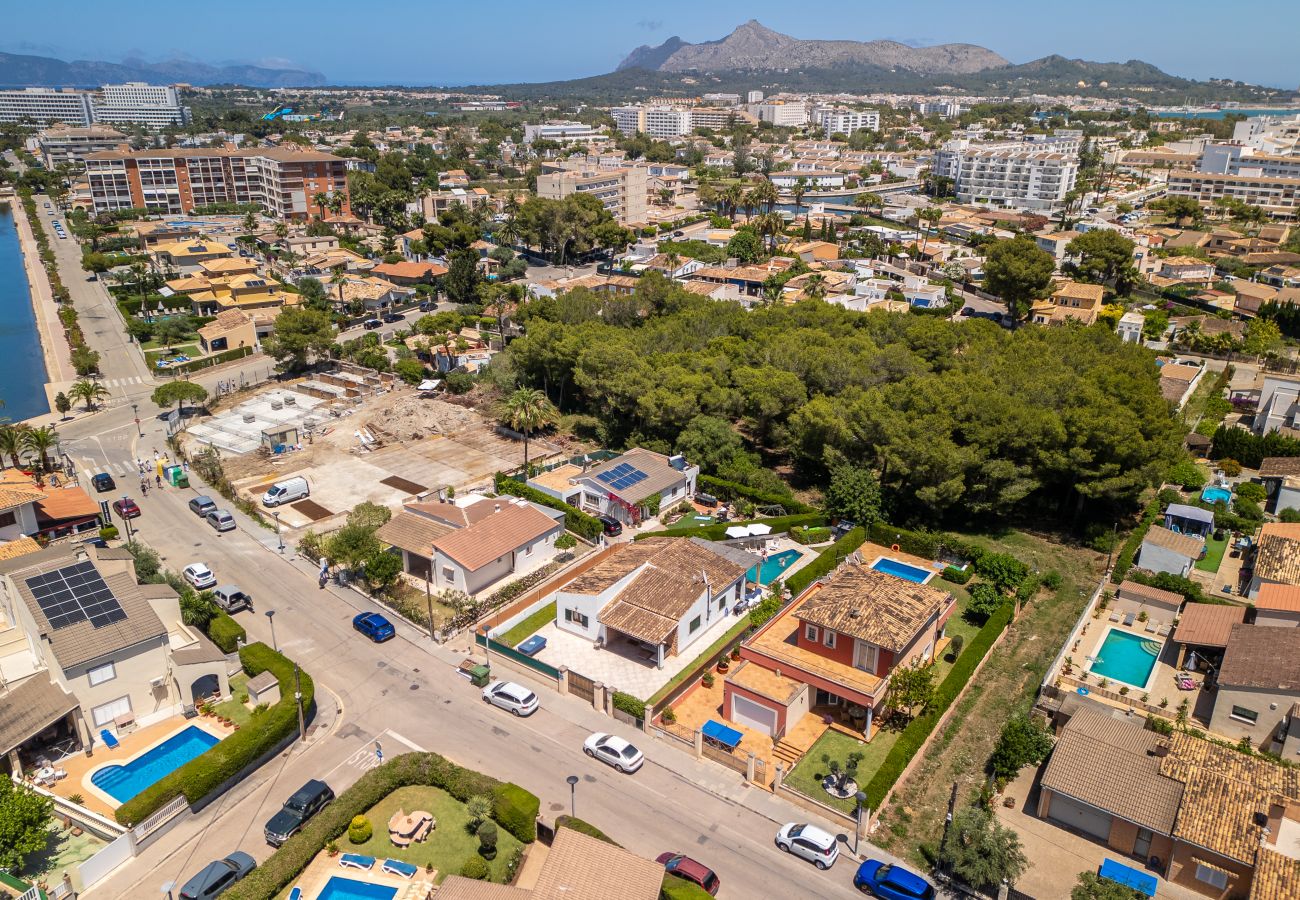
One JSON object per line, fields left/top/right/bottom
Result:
{"left": 870, "top": 556, "right": 934, "bottom": 584}
{"left": 90, "top": 725, "right": 219, "bottom": 803}
{"left": 747, "top": 549, "right": 803, "bottom": 585}
{"left": 1090, "top": 629, "right": 1163, "bottom": 689}
{"left": 317, "top": 877, "right": 398, "bottom": 900}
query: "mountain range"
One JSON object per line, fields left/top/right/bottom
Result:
{"left": 0, "top": 50, "right": 326, "bottom": 88}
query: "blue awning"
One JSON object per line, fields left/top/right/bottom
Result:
{"left": 701, "top": 719, "right": 743, "bottom": 751}
{"left": 1099, "top": 859, "right": 1157, "bottom": 897}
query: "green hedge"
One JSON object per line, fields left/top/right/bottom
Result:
{"left": 637, "top": 513, "right": 826, "bottom": 542}
{"left": 169, "top": 345, "right": 254, "bottom": 375}
{"left": 696, "top": 474, "right": 814, "bottom": 513}
{"left": 1111, "top": 497, "right": 1163, "bottom": 584}
{"left": 612, "top": 691, "right": 647, "bottom": 720}
{"left": 785, "top": 527, "right": 867, "bottom": 597}
{"left": 663, "top": 875, "right": 716, "bottom": 900}
{"left": 492, "top": 783, "right": 539, "bottom": 842}
{"left": 554, "top": 816, "right": 617, "bottom": 845}
{"left": 226, "top": 753, "right": 539, "bottom": 900}
{"left": 116, "top": 643, "right": 314, "bottom": 826}
{"left": 790, "top": 525, "right": 832, "bottom": 545}
{"left": 494, "top": 474, "right": 603, "bottom": 542}
{"left": 942, "top": 565, "right": 972, "bottom": 585}
{"left": 861, "top": 599, "right": 1015, "bottom": 809}
{"left": 208, "top": 612, "right": 246, "bottom": 653}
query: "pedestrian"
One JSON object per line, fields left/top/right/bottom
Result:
{"left": 182, "top": 459, "right": 189, "bottom": 472}
{"left": 155, "top": 473, "right": 161, "bottom": 488}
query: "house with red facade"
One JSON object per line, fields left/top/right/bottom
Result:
{"left": 725, "top": 563, "right": 956, "bottom": 741}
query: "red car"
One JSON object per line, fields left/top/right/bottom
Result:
{"left": 656, "top": 853, "right": 720, "bottom": 895}
{"left": 112, "top": 497, "right": 141, "bottom": 519}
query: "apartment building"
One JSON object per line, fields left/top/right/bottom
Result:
{"left": 407, "top": 187, "right": 492, "bottom": 222}
{"left": 85, "top": 147, "right": 351, "bottom": 220}
{"left": 816, "top": 107, "right": 880, "bottom": 139}
{"left": 35, "top": 125, "right": 127, "bottom": 169}
{"left": 94, "top": 82, "right": 190, "bottom": 127}
{"left": 523, "top": 121, "right": 603, "bottom": 144}
{"left": 1199, "top": 143, "right": 1300, "bottom": 180}
{"left": 536, "top": 164, "right": 647, "bottom": 225}
{"left": 611, "top": 106, "right": 646, "bottom": 136}
{"left": 1233, "top": 114, "right": 1300, "bottom": 156}
{"left": 0, "top": 88, "right": 95, "bottom": 125}
{"left": 932, "top": 139, "right": 1080, "bottom": 212}
{"left": 912, "top": 100, "right": 966, "bottom": 118}
{"left": 1167, "top": 171, "right": 1300, "bottom": 220}
{"left": 749, "top": 101, "right": 809, "bottom": 127}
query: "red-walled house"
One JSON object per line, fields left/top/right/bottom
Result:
{"left": 725, "top": 563, "right": 956, "bottom": 741}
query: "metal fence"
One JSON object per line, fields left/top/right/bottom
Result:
{"left": 702, "top": 742, "right": 748, "bottom": 774}
{"left": 475, "top": 632, "right": 561, "bottom": 679}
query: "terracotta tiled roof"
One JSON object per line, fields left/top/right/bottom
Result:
{"left": 1172, "top": 602, "right": 1246, "bottom": 648}
{"left": 408, "top": 498, "right": 496, "bottom": 528}
{"left": 1251, "top": 848, "right": 1300, "bottom": 900}
{"left": 0, "top": 485, "right": 46, "bottom": 512}
{"left": 431, "top": 502, "right": 561, "bottom": 572}
{"left": 371, "top": 261, "right": 448, "bottom": 280}
{"left": 1141, "top": 524, "right": 1204, "bottom": 560}
{"left": 794, "top": 563, "right": 951, "bottom": 653}
{"left": 1261, "top": 457, "right": 1300, "bottom": 479}
{"left": 531, "top": 827, "right": 665, "bottom": 900}
{"left": 1052, "top": 281, "right": 1105, "bottom": 303}
{"left": 35, "top": 485, "right": 100, "bottom": 523}
{"left": 1116, "top": 580, "right": 1184, "bottom": 610}
{"left": 0, "top": 676, "right": 80, "bottom": 757}
{"left": 0, "top": 536, "right": 41, "bottom": 562}
{"left": 1218, "top": 623, "right": 1300, "bottom": 691}
{"left": 1255, "top": 582, "right": 1300, "bottom": 613}
{"left": 434, "top": 881, "right": 530, "bottom": 900}
{"left": 1254, "top": 523, "right": 1300, "bottom": 585}
{"left": 564, "top": 537, "right": 747, "bottom": 598}
{"left": 375, "top": 510, "right": 454, "bottom": 555}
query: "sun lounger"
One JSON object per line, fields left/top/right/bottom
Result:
{"left": 383, "top": 859, "right": 419, "bottom": 879}
{"left": 1123, "top": 612, "right": 1136, "bottom": 627}
{"left": 1108, "top": 611, "right": 1120, "bottom": 622}
{"left": 1144, "top": 620, "right": 1157, "bottom": 633}
{"left": 99, "top": 729, "right": 119, "bottom": 749}
{"left": 288, "top": 888, "right": 302, "bottom": 900}
{"left": 1158, "top": 623, "right": 1172, "bottom": 636}
{"left": 340, "top": 853, "right": 376, "bottom": 871}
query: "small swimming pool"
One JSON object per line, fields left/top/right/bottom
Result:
{"left": 871, "top": 556, "right": 934, "bottom": 584}
{"left": 91, "top": 726, "right": 219, "bottom": 803}
{"left": 1090, "top": 629, "right": 1163, "bottom": 689}
{"left": 1201, "top": 486, "right": 1232, "bottom": 505}
{"left": 317, "top": 877, "right": 398, "bottom": 900}
{"left": 748, "top": 549, "right": 803, "bottom": 585}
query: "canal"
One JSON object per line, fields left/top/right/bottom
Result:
{"left": 0, "top": 202, "right": 51, "bottom": 420}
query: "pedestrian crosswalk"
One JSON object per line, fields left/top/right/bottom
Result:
{"left": 76, "top": 458, "right": 142, "bottom": 479}
{"left": 100, "top": 376, "right": 146, "bottom": 388}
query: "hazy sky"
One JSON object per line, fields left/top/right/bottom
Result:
{"left": 5, "top": 0, "right": 1297, "bottom": 88}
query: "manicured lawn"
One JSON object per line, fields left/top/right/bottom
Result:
{"left": 210, "top": 673, "right": 253, "bottom": 727}
{"left": 344, "top": 785, "right": 521, "bottom": 883}
{"left": 144, "top": 344, "right": 200, "bottom": 368}
{"left": 786, "top": 728, "right": 887, "bottom": 814}
{"left": 1196, "top": 533, "right": 1228, "bottom": 572}
{"left": 497, "top": 601, "right": 554, "bottom": 647}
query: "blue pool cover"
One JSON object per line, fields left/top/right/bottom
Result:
{"left": 1099, "top": 859, "right": 1157, "bottom": 897}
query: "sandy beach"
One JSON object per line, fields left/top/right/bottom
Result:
{"left": 7, "top": 194, "right": 75, "bottom": 414}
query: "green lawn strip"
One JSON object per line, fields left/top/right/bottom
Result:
{"left": 785, "top": 728, "right": 892, "bottom": 814}
{"left": 144, "top": 344, "right": 200, "bottom": 366}
{"left": 210, "top": 673, "right": 252, "bottom": 727}
{"left": 1195, "top": 533, "right": 1228, "bottom": 572}
{"left": 343, "top": 785, "right": 521, "bottom": 883}
{"left": 496, "top": 601, "right": 555, "bottom": 647}
{"left": 646, "top": 617, "right": 751, "bottom": 709}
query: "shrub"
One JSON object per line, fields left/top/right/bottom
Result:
{"left": 942, "top": 565, "right": 972, "bottom": 585}
{"left": 1111, "top": 498, "right": 1162, "bottom": 584}
{"left": 491, "top": 783, "right": 538, "bottom": 842}
{"left": 208, "top": 613, "right": 247, "bottom": 653}
{"left": 99, "top": 526, "right": 119, "bottom": 541}
{"left": 460, "top": 855, "right": 490, "bottom": 880}
{"left": 662, "top": 706, "right": 677, "bottom": 724}
{"left": 974, "top": 552, "right": 1029, "bottom": 592}
{"left": 947, "top": 634, "right": 965, "bottom": 659}
{"left": 347, "top": 815, "right": 372, "bottom": 844}
{"left": 1042, "top": 571, "right": 1063, "bottom": 591}
{"left": 477, "top": 820, "right": 498, "bottom": 859}
{"left": 696, "top": 474, "right": 811, "bottom": 512}
{"left": 554, "top": 817, "right": 618, "bottom": 845}
{"left": 1168, "top": 458, "right": 1207, "bottom": 491}
{"left": 749, "top": 594, "right": 782, "bottom": 627}
{"left": 612, "top": 691, "right": 646, "bottom": 721}
{"left": 663, "top": 874, "right": 717, "bottom": 899}
{"left": 1219, "top": 457, "right": 1243, "bottom": 477}
{"left": 786, "top": 527, "right": 867, "bottom": 597}
{"left": 701, "top": 672, "right": 715, "bottom": 689}
{"left": 1235, "top": 482, "right": 1266, "bottom": 504}
{"left": 988, "top": 714, "right": 1054, "bottom": 781}
{"left": 965, "top": 583, "right": 1005, "bottom": 623}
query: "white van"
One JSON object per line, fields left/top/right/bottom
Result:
{"left": 262, "top": 476, "right": 309, "bottom": 507}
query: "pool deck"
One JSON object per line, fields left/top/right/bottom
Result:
{"left": 287, "top": 852, "right": 436, "bottom": 900}
{"left": 1079, "top": 618, "right": 1186, "bottom": 708}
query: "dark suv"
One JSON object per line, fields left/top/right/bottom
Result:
{"left": 264, "top": 779, "right": 334, "bottom": 846}
{"left": 597, "top": 514, "right": 623, "bottom": 537}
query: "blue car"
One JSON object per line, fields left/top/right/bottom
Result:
{"left": 853, "top": 860, "right": 934, "bottom": 899}
{"left": 352, "top": 612, "right": 395, "bottom": 642}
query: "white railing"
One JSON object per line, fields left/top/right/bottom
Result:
{"left": 132, "top": 794, "right": 188, "bottom": 839}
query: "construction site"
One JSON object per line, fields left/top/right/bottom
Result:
{"left": 180, "top": 363, "right": 559, "bottom": 531}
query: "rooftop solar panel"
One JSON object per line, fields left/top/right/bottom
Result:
{"left": 26, "top": 561, "right": 126, "bottom": 631}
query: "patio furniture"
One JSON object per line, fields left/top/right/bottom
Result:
{"left": 1157, "top": 624, "right": 1172, "bottom": 636}
{"left": 383, "top": 859, "right": 419, "bottom": 879}
{"left": 340, "top": 853, "right": 375, "bottom": 871}
{"left": 701, "top": 719, "right": 744, "bottom": 752}
{"left": 114, "top": 712, "right": 136, "bottom": 732}
{"left": 517, "top": 635, "right": 546, "bottom": 657}
{"left": 99, "top": 729, "right": 119, "bottom": 749}
{"left": 411, "top": 811, "right": 434, "bottom": 842}
{"left": 1176, "top": 676, "right": 1197, "bottom": 691}
{"left": 1144, "top": 621, "right": 1157, "bottom": 633}
{"left": 53, "top": 768, "right": 67, "bottom": 780}
{"left": 388, "top": 809, "right": 433, "bottom": 847}
{"left": 288, "top": 889, "right": 302, "bottom": 900}
{"left": 1108, "top": 611, "right": 1120, "bottom": 622}
{"left": 1123, "top": 612, "right": 1136, "bottom": 627}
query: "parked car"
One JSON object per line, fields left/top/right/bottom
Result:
{"left": 583, "top": 732, "right": 644, "bottom": 773}
{"left": 362, "top": 318, "right": 383, "bottom": 330}
{"left": 418, "top": 300, "right": 435, "bottom": 312}
{"left": 353, "top": 611, "right": 395, "bottom": 642}
{"left": 381, "top": 310, "right": 403, "bottom": 323}
{"left": 189, "top": 495, "right": 218, "bottom": 517}
{"left": 261, "top": 476, "right": 309, "bottom": 507}
{"left": 91, "top": 472, "right": 116, "bottom": 493}
{"left": 212, "top": 585, "right": 252, "bottom": 613}
{"left": 206, "top": 509, "right": 236, "bottom": 532}
{"left": 183, "top": 563, "right": 217, "bottom": 590}
{"left": 673, "top": 230, "right": 685, "bottom": 237}
{"left": 656, "top": 853, "right": 720, "bottom": 895}
{"left": 112, "top": 497, "right": 141, "bottom": 519}
{"left": 264, "top": 779, "right": 334, "bottom": 847}
{"left": 178, "top": 852, "right": 256, "bottom": 900}
{"left": 853, "top": 859, "right": 935, "bottom": 899}
{"left": 596, "top": 514, "right": 623, "bottom": 537}
{"left": 775, "top": 823, "right": 839, "bottom": 869}
{"left": 482, "top": 680, "right": 539, "bottom": 717}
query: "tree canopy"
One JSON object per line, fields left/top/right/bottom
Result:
{"left": 265, "top": 307, "right": 336, "bottom": 371}
{"left": 984, "top": 235, "right": 1056, "bottom": 323}
{"left": 939, "top": 804, "right": 1029, "bottom": 890}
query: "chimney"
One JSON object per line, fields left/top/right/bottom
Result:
{"left": 494, "top": 503, "right": 501, "bottom": 513}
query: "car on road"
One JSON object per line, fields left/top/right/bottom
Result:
{"left": 206, "top": 509, "right": 236, "bottom": 532}
{"left": 189, "top": 495, "right": 218, "bottom": 517}
{"left": 583, "top": 732, "right": 644, "bottom": 773}
{"left": 91, "top": 473, "right": 116, "bottom": 493}
{"left": 264, "top": 779, "right": 334, "bottom": 847}
{"left": 656, "top": 853, "right": 720, "bottom": 895}
{"left": 353, "top": 611, "right": 395, "bottom": 642}
{"left": 112, "top": 497, "right": 141, "bottom": 519}
{"left": 381, "top": 310, "right": 403, "bottom": 323}
{"left": 212, "top": 585, "right": 253, "bottom": 613}
{"left": 362, "top": 317, "right": 383, "bottom": 330}
{"left": 482, "top": 680, "right": 539, "bottom": 716}
{"left": 183, "top": 563, "right": 217, "bottom": 590}
{"left": 596, "top": 514, "right": 623, "bottom": 537}
{"left": 853, "top": 859, "right": 935, "bottom": 898}
{"left": 775, "top": 823, "right": 839, "bottom": 869}
{"left": 418, "top": 300, "right": 435, "bottom": 312}
{"left": 178, "top": 851, "right": 255, "bottom": 899}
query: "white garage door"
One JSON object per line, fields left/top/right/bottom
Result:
{"left": 731, "top": 695, "right": 777, "bottom": 737}
{"left": 1049, "top": 793, "right": 1113, "bottom": 841}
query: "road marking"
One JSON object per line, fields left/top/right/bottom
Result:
{"left": 342, "top": 745, "right": 384, "bottom": 772}
{"left": 385, "top": 730, "right": 425, "bottom": 752}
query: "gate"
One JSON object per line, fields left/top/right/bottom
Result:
{"left": 567, "top": 670, "right": 596, "bottom": 703}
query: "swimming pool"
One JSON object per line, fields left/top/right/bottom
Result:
{"left": 870, "top": 556, "right": 934, "bottom": 584}
{"left": 748, "top": 549, "right": 803, "bottom": 585}
{"left": 317, "top": 877, "right": 398, "bottom": 900}
{"left": 90, "top": 726, "right": 220, "bottom": 803}
{"left": 1090, "top": 629, "right": 1163, "bottom": 689}
{"left": 1201, "top": 486, "right": 1232, "bottom": 505}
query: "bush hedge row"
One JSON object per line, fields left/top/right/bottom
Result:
{"left": 860, "top": 599, "right": 1016, "bottom": 809}
{"left": 208, "top": 612, "right": 246, "bottom": 653}
{"left": 785, "top": 527, "right": 867, "bottom": 597}
{"left": 612, "top": 691, "right": 647, "bottom": 720}
{"left": 790, "top": 525, "right": 832, "bottom": 545}
{"left": 696, "top": 474, "right": 814, "bottom": 513}
{"left": 638, "top": 513, "right": 826, "bottom": 542}
{"left": 1111, "top": 497, "right": 1163, "bottom": 584}
{"left": 494, "top": 474, "right": 603, "bottom": 542}
{"left": 226, "top": 752, "right": 539, "bottom": 900}
{"left": 116, "top": 643, "right": 314, "bottom": 826}
{"left": 663, "top": 875, "right": 716, "bottom": 900}
{"left": 169, "top": 345, "right": 254, "bottom": 375}
{"left": 553, "top": 816, "right": 616, "bottom": 845}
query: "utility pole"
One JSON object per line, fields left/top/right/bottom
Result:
{"left": 425, "top": 576, "right": 436, "bottom": 642}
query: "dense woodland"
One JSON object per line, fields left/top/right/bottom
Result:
{"left": 493, "top": 274, "right": 1183, "bottom": 527}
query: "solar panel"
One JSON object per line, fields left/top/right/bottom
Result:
{"left": 629, "top": 469, "right": 648, "bottom": 483}
{"left": 596, "top": 470, "right": 617, "bottom": 485}
{"left": 26, "top": 561, "right": 126, "bottom": 630}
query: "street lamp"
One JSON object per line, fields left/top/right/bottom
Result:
{"left": 566, "top": 775, "right": 579, "bottom": 817}
{"left": 265, "top": 609, "right": 278, "bottom": 651}
{"left": 854, "top": 790, "right": 868, "bottom": 854}
{"left": 131, "top": 403, "right": 141, "bottom": 438}
{"left": 273, "top": 511, "right": 283, "bottom": 551}
{"left": 161, "top": 881, "right": 175, "bottom": 900}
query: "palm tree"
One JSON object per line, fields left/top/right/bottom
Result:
{"left": 241, "top": 210, "right": 258, "bottom": 233}
{"left": 0, "top": 424, "right": 30, "bottom": 469}
{"left": 750, "top": 178, "right": 778, "bottom": 215}
{"left": 21, "top": 426, "right": 58, "bottom": 473}
{"left": 802, "top": 273, "right": 828, "bottom": 300}
{"left": 918, "top": 207, "right": 943, "bottom": 255}
{"left": 854, "top": 192, "right": 884, "bottom": 216}
{"left": 761, "top": 282, "right": 784, "bottom": 306}
{"left": 721, "top": 183, "right": 743, "bottom": 219}
{"left": 274, "top": 221, "right": 289, "bottom": 241}
{"left": 791, "top": 177, "right": 809, "bottom": 223}
{"left": 756, "top": 212, "right": 786, "bottom": 254}
{"left": 313, "top": 192, "right": 329, "bottom": 221}
{"left": 69, "top": 380, "right": 109, "bottom": 411}
{"left": 495, "top": 388, "right": 556, "bottom": 472}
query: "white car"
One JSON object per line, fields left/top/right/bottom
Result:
{"left": 583, "top": 732, "right": 644, "bottom": 773}
{"left": 183, "top": 563, "right": 217, "bottom": 590}
{"left": 775, "top": 823, "right": 839, "bottom": 870}
{"left": 482, "top": 680, "right": 539, "bottom": 716}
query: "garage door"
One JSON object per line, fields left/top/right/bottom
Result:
{"left": 1049, "top": 793, "right": 1114, "bottom": 841}
{"left": 731, "top": 695, "right": 777, "bottom": 737}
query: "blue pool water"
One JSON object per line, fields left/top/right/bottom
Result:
{"left": 1091, "top": 630, "right": 1162, "bottom": 688}
{"left": 747, "top": 549, "right": 803, "bottom": 585}
{"left": 91, "top": 726, "right": 220, "bottom": 803}
{"left": 871, "top": 556, "right": 934, "bottom": 584}
{"left": 317, "top": 877, "right": 398, "bottom": 900}
{"left": 1201, "top": 486, "right": 1232, "bottom": 505}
